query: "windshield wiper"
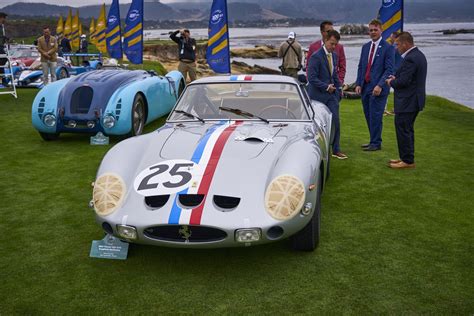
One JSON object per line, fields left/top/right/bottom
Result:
{"left": 219, "top": 106, "right": 269, "bottom": 124}
{"left": 173, "top": 110, "right": 205, "bottom": 123}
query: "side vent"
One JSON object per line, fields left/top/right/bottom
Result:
{"left": 145, "top": 195, "right": 170, "bottom": 209}
{"left": 179, "top": 194, "right": 204, "bottom": 208}
{"left": 213, "top": 195, "right": 241, "bottom": 211}
{"left": 38, "top": 97, "right": 45, "bottom": 119}
{"left": 115, "top": 99, "right": 122, "bottom": 121}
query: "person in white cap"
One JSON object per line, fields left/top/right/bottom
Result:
{"left": 278, "top": 31, "right": 302, "bottom": 79}
{"left": 79, "top": 34, "right": 88, "bottom": 54}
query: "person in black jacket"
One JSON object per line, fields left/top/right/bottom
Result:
{"left": 386, "top": 32, "right": 427, "bottom": 169}
{"left": 170, "top": 28, "right": 197, "bottom": 82}
{"left": 0, "top": 12, "right": 9, "bottom": 87}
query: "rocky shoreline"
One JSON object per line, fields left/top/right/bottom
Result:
{"left": 144, "top": 43, "right": 279, "bottom": 77}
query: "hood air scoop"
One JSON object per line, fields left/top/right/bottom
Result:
{"left": 235, "top": 126, "right": 276, "bottom": 143}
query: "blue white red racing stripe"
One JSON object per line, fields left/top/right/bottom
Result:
{"left": 168, "top": 121, "right": 242, "bottom": 225}
{"left": 230, "top": 75, "right": 253, "bottom": 81}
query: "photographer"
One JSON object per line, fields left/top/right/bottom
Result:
{"left": 278, "top": 32, "right": 302, "bottom": 79}
{"left": 0, "top": 12, "right": 9, "bottom": 87}
{"left": 170, "top": 28, "right": 197, "bottom": 82}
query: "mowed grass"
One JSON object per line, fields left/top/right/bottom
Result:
{"left": 0, "top": 89, "right": 473, "bottom": 314}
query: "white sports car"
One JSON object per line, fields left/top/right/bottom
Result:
{"left": 91, "top": 74, "right": 333, "bottom": 251}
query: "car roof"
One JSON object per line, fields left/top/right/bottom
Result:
{"left": 191, "top": 74, "right": 300, "bottom": 85}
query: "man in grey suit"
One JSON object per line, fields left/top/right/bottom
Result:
{"left": 386, "top": 32, "right": 427, "bottom": 169}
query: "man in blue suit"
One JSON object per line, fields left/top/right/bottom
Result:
{"left": 355, "top": 19, "right": 395, "bottom": 151}
{"left": 386, "top": 32, "right": 427, "bottom": 169}
{"left": 308, "top": 30, "right": 347, "bottom": 160}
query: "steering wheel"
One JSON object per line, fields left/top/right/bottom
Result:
{"left": 257, "top": 105, "right": 297, "bottom": 119}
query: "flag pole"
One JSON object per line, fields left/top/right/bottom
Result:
{"left": 225, "top": 0, "right": 231, "bottom": 75}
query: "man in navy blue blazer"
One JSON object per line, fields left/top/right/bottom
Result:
{"left": 355, "top": 19, "right": 395, "bottom": 151}
{"left": 307, "top": 30, "right": 347, "bottom": 160}
{"left": 386, "top": 32, "right": 427, "bottom": 169}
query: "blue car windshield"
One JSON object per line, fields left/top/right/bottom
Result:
{"left": 169, "top": 82, "right": 310, "bottom": 121}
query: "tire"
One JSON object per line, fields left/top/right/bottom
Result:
{"left": 326, "top": 156, "right": 331, "bottom": 181}
{"left": 58, "top": 68, "right": 68, "bottom": 79}
{"left": 39, "top": 132, "right": 60, "bottom": 141}
{"left": 290, "top": 173, "right": 321, "bottom": 251}
{"left": 130, "top": 94, "right": 146, "bottom": 136}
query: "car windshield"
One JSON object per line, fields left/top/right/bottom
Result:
{"left": 11, "top": 50, "right": 39, "bottom": 58}
{"left": 169, "top": 82, "right": 310, "bottom": 122}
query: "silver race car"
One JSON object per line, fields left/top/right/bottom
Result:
{"left": 91, "top": 75, "right": 333, "bottom": 251}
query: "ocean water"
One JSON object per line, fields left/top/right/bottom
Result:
{"left": 147, "top": 22, "right": 474, "bottom": 108}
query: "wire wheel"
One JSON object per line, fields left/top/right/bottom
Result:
{"left": 131, "top": 94, "right": 146, "bottom": 136}
{"left": 58, "top": 68, "right": 68, "bottom": 79}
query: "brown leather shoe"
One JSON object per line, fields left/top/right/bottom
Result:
{"left": 389, "top": 161, "right": 415, "bottom": 169}
{"left": 388, "top": 159, "right": 401, "bottom": 164}
{"left": 332, "top": 152, "right": 348, "bottom": 160}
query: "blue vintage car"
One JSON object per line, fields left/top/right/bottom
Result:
{"left": 31, "top": 69, "right": 185, "bottom": 140}
{"left": 12, "top": 57, "right": 103, "bottom": 88}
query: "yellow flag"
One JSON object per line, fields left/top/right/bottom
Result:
{"left": 79, "top": 23, "right": 83, "bottom": 37}
{"left": 95, "top": 4, "right": 107, "bottom": 53}
{"left": 56, "top": 15, "right": 64, "bottom": 36}
{"left": 89, "top": 18, "right": 96, "bottom": 45}
{"left": 71, "top": 10, "right": 80, "bottom": 51}
{"left": 64, "top": 9, "right": 72, "bottom": 39}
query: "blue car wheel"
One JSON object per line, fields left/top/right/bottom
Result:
{"left": 130, "top": 94, "right": 146, "bottom": 137}
{"left": 39, "top": 132, "right": 60, "bottom": 141}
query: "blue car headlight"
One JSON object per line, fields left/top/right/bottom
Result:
{"left": 102, "top": 115, "right": 116, "bottom": 128}
{"left": 43, "top": 113, "right": 56, "bottom": 127}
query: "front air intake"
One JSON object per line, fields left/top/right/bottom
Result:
{"left": 70, "top": 86, "right": 94, "bottom": 114}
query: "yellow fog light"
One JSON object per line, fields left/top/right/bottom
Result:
{"left": 92, "top": 173, "right": 126, "bottom": 216}
{"left": 264, "top": 175, "right": 306, "bottom": 220}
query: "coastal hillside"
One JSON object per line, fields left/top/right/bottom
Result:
{"left": 2, "top": 0, "right": 473, "bottom": 23}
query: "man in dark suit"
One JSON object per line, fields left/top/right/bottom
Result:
{"left": 355, "top": 19, "right": 395, "bottom": 151}
{"left": 386, "top": 32, "right": 427, "bottom": 169}
{"left": 307, "top": 30, "right": 347, "bottom": 160}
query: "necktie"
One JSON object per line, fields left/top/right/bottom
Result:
{"left": 327, "top": 53, "right": 333, "bottom": 75}
{"left": 365, "top": 42, "right": 376, "bottom": 83}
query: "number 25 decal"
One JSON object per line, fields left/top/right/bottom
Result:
{"left": 134, "top": 160, "right": 197, "bottom": 196}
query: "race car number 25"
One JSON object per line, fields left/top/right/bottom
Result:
{"left": 134, "top": 160, "right": 197, "bottom": 196}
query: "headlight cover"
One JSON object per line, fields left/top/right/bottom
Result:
{"left": 93, "top": 173, "right": 126, "bottom": 216}
{"left": 43, "top": 113, "right": 56, "bottom": 127}
{"left": 264, "top": 175, "right": 306, "bottom": 220}
{"left": 102, "top": 115, "right": 116, "bottom": 128}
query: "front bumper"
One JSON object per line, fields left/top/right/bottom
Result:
{"left": 96, "top": 214, "right": 312, "bottom": 249}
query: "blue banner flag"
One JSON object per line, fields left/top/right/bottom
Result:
{"left": 207, "top": 0, "right": 231, "bottom": 74}
{"left": 106, "top": 0, "right": 123, "bottom": 59}
{"left": 378, "top": 0, "right": 404, "bottom": 40}
{"left": 123, "top": 0, "right": 143, "bottom": 64}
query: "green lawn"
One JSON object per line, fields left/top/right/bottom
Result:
{"left": 0, "top": 89, "right": 473, "bottom": 314}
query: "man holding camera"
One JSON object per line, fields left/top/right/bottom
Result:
{"left": 170, "top": 28, "right": 197, "bottom": 82}
{"left": 278, "top": 32, "right": 302, "bottom": 79}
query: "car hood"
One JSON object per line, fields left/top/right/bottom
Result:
{"left": 58, "top": 70, "right": 149, "bottom": 118}
{"left": 102, "top": 121, "right": 318, "bottom": 227}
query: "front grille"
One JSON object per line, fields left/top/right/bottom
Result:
{"left": 144, "top": 225, "right": 227, "bottom": 243}
{"left": 70, "top": 86, "right": 93, "bottom": 114}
